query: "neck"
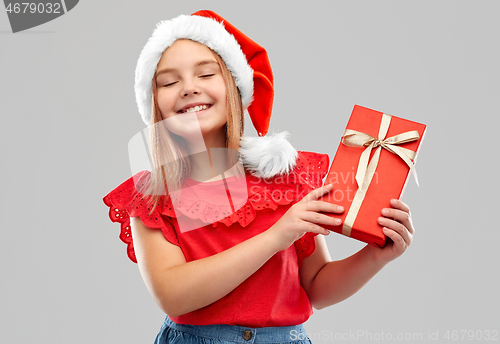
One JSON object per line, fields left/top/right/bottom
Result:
{"left": 185, "top": 128, "right": 230, "bottom": 182}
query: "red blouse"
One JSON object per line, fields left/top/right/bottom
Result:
{"left": 103, "top": 151, "right": 329, "bottom": 327}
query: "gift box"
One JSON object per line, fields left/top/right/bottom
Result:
{"left": 318, "top": 105, "right": 427, "bottom": 247}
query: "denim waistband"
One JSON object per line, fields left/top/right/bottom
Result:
{"left": 162, "top": 316, "right": 309, "bottom": 343}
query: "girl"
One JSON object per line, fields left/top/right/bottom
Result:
{"left": 103, "top": 10, "right": 415, "bottom": 344}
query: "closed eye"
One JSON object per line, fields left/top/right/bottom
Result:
{"left": 163, "top": 81, "right": 177, "bottom": 87}
{"left": 200, "top": 74, "right": 215, "bottom": 78}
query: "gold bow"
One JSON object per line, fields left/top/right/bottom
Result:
{"left": 341, "top": 113, "right": 420, "bottom": 237}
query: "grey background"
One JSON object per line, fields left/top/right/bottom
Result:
{"left": 1, "top": 1, "right": 498, "bottom": 343}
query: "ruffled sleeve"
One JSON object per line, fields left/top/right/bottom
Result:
{"left": 292, "top": 151, "right": 330, "bottom": 268}
{"left": 102, "top": 170, "right": 179, "bottom": 263}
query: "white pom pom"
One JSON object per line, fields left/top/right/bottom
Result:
{"left": 239, "top": 132, "right": 298, "bottom": 179}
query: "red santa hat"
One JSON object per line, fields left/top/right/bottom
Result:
{"left": 134, "top": 10, "right": 274, "bottom": 137}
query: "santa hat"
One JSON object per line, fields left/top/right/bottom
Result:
{"left": 134, "top": 10, "right": 297, "bottom": 177}
{"left": 135, "top": 10, "right": 274, "bottom": 137}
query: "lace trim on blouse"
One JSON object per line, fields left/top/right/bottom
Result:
{"left": 103, "top": 151, "right": 329, "bottom": 265}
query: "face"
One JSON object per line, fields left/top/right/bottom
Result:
{"left": 155, "top": 39, "right": 228, "bottom": 143}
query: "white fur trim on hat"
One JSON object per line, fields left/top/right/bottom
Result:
{"left": 135, "top": 14, "right": 254, "bottom": 126}
{"left": 239, "top": 131, "right": 298, "bottom": 179}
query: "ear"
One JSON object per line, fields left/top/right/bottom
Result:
{"left": 239, "top": 131, "right": 298, "bottom": 179}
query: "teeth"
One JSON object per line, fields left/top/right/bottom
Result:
{"left": 182, "top": 104, "right": 209, "bottom": 113}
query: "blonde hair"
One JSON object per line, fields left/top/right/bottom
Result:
{"left": 141, "top": 46, "right": 244, "bottom": 215}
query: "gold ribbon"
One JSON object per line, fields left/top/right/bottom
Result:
{"left": 341, "top": 113, "right": 420, "bottom": 237}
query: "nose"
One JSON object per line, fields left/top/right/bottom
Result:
{"left": 181, "top": 79, "right": 200, "bottom": 97}
{"left": 183, "top": 89, "right": 199, "bottom": 97}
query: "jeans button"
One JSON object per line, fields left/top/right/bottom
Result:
{"left": 242, "top": 330, "right": 253, "bottom": 340}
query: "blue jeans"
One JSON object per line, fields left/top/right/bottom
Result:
{"left": 154, "top": 316, "right": 313, "bottom": 344}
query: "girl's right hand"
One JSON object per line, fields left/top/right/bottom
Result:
{"left": 266, "top": 184, "right": 345, "bottom": 253}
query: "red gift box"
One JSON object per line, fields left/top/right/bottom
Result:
{"left": 318, "top": 105, "right": 427, "bottom": 247}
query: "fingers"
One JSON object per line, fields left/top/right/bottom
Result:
{"left": 383, "top": 227, "right": 407, "bottom": 252}
{"left": 381, "top": 199, "right": 414, "bottom": 235}
{"left": 305, "top": 222, "right": 331, "bottom": 236}
{"left": 304, "top": 200, "right": 344, "bottom": 214}
{"left": 389, "top": 199, "right": 411, "bottom": 215}
{"left": 298, "top": 189, "right": 344, "bottom": 227}
{"left": 378, "top": 216, "right": 412, "bottom": 246}
{"left": 302, "top": 211, "right": 342, "bottom": 227}
{"left": 379, "top": 199, "right": 414, "bottom": 247}
{"left": 300, "top": 184, "right": 344, "bottom": 213}
{"left": 301, "top": 184, "right": 334, "bottom": 203}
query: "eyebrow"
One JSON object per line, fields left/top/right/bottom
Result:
{"left": 155, "top": 59, "right": 219, "bottom": 78}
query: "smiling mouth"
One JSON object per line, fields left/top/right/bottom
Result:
{"left": 178, "top": 104, "right": 212, "bottom": 114}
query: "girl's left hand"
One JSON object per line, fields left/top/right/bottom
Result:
{"left": 370, "top": 199, "right": 415, "bottom": 264}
